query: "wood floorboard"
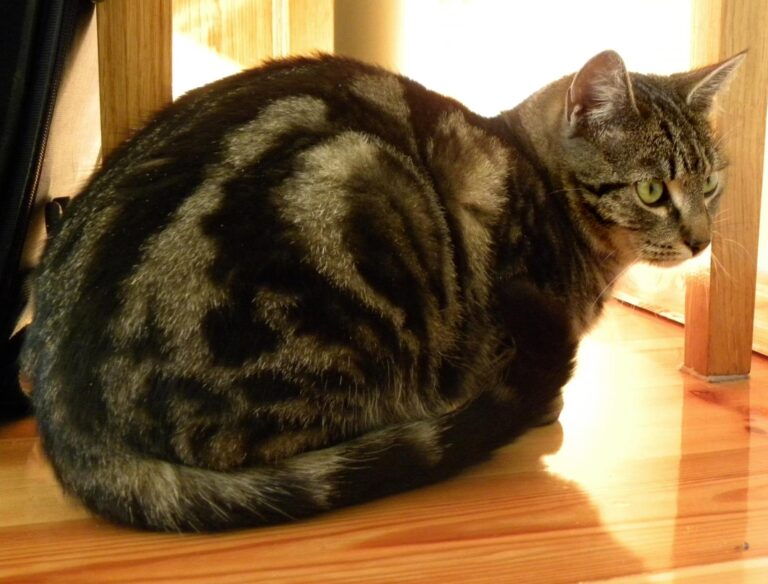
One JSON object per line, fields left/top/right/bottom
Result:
{"left": 0, "top": 301, "right": 766, "bottom": 582}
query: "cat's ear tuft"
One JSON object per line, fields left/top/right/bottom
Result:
{"left": 566, "top": 50, "right": 639, "bottom": 133}
{"left": 674, "top": 51, "right": 746, "bottom": 113}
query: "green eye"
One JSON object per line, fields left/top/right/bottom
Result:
{"left": 635, "top": 180, "right": 666, "bottom": 205}
{"left": 703, "top": 173, "right": 719, "bottom": 195}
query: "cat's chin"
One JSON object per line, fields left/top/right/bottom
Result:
{"left": 644, "top": 257, "right": 690, "bottom": 268}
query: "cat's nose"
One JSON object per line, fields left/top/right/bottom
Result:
{"left": 681, "top": 220, "right": 710, "bottom": 256}
{"left": 683, "top": 233, "right": 711, "bottom": 256}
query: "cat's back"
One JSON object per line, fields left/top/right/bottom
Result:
{"left": 25, "top": 55, "right": 511, "bottom": 434}
{"left": 40, "top": 54, "right": 465, "bottom": 280}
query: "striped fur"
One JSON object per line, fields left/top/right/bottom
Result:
{"left": 22, "top": 52, "right": 742, "bottom": 531}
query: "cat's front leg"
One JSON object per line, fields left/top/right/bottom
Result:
{"left": 493, "top": 283, "right": 576, "bottom": 429}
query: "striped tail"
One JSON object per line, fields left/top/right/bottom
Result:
{"left": 39, "top": 285, "right": 576, "bottom": 532}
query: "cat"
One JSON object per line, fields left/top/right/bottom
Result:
{"left": 21, "top": 49, "right": 743, "bottom": 532}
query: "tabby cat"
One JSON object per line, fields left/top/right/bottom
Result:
{"left": 22, "top": 50, "right": 743, "bottom": 531}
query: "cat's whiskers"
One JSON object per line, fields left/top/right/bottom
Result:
{"left": 711, "top": 208, "right": 733, "bottom": 227}
{"left": 589, "top": 261, "right": 633, "bottom": 314}
{"left": 711, "top": 126, "right": 739, "bottom": 151}
{"left": 703, "top": 233, "right": 734, "bottom": 282}
{"left": 546, "top": 187, "right": 583, "bottom": 197}
{"left": 709, "top": 250, "right": 732, "bottom": 281}
{"left": 712, "top": 133, "right": 729, "bottom": 151}
{"left": 710, "top": 230, "right": 753, "bottom": 259}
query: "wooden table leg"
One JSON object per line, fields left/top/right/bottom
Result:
{"left": 96, "top": 0, "right": 172, "bottom": 158}
{"left": 684, "top": 0, "right": 768, "bottom": 380}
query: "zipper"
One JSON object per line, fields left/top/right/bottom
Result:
{"left": 1, "top": 0, "right": 89, "bottom": 419}
{"left": 0, "top": 0, "right": 87, "bottom": 338}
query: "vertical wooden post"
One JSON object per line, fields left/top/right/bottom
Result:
{"left": 173, "top": 0, "right": 275, "bottom": 69}
{"left": 684, "top": 0, "right": 768, "bottom": 379}
{"left": 172, "top": 1, "right": 332, "bottom": 68}
{"left": 287, "top": 0, "right": 334, "bottom": 55}
{"left": 272, "top": 0, "right": 334, "bottom": 58}
{"left": 96, "top": 0, "right": 172, "bottom": 158}
{"left": 334, "top": 0, "right": 402, "bottom": 70}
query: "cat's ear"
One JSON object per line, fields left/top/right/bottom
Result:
{"left": 565, "top": 50, "right": 639, "bottom": 132}
{"left": 674, "top": 51, "right": 746, "bottom": 113}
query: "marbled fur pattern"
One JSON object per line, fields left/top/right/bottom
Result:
{"left": 22, "top": 52, "right": 743, "bottom": 531}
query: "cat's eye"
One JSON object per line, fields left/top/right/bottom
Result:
{"left": 635, "top": 180, "right": 666, "bottom": 205}
{"left": 703, "top": 173, "right": 719, "bottom": 195}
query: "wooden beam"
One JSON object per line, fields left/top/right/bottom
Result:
{"left": 334, "top": 0, "right": 402, "bottom": 70}
{"left": 172, "top": 0, "right": 274, "bottom": 69}
{"left": 96, "top": 0, "right": 172, "bottom": 158}
{"left": 287, "top": 0, "right": 333, "bottom": 56}
{"left": 272, "top": 0, "right": 333, "bottom": 58}
{"left": 684, "top": 0, "right": 768, "bottom": 379}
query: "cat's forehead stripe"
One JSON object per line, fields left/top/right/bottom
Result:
{"left": 648, "top": 96, "right": 710, "bottom": 178}
{"left": 658, "top": 120, "right": 678, "bottom": 180}
{"left": 633, "top": 75, "right": 718, "bottom": 177}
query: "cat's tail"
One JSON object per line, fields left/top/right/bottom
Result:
{"left": 38, "top": 287, "right": 575, "bottom": 532}
{"left": 43, "top": 392, "right": 562, "bottom": 532}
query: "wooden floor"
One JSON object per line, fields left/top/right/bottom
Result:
{"left": 1, "top": 301, "right": 766, "bottom": 583}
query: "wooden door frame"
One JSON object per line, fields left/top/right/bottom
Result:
{"left": 95, "top": 0, "right": 333, "bottom": 159}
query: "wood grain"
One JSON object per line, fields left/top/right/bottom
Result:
{"left": 96, "top": 0, "right": 173, "bottom": 158}
{"left": 97, "top": 0, "right": 332, "bottom": 160}
{"left": 684, "top": 0, "right": 768, "bottom": 377}
{"left": 2, "top": 302, "right": 766, "bottom": 582}
{"left": 286, "top": 0, "right": 334, "bottom": 56}
{"left": 172, "top": 0, "right": 333, "bottom": 67}
{"left": 172, "top": 0, "right": 274, "bottom": 68}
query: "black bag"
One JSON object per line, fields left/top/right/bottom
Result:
{"left": 0, "top": 0, "right": 89, "bottom": 420}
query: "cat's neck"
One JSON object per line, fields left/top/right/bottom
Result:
{"left": 507, "top": 76, "right": 574, "bottom": 175}
{"left": 493, "top": 79, "right": 634, "bottom": 333}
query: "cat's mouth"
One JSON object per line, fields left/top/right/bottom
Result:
{"left": 644, "top": 248, "right": 708, "bottom": 267}
{"left": 647, "top": 257, "right": 691, "bottom": 268}
{"left": 640, "top": 239, "right": 709, "bottom": 267}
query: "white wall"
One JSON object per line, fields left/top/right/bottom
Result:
{"left": 398, "top": 0, "right": 692, "bottom": 115}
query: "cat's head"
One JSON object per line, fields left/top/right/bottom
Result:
{"left": 561, "top": 50, "right": 745, "bottom": 266}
